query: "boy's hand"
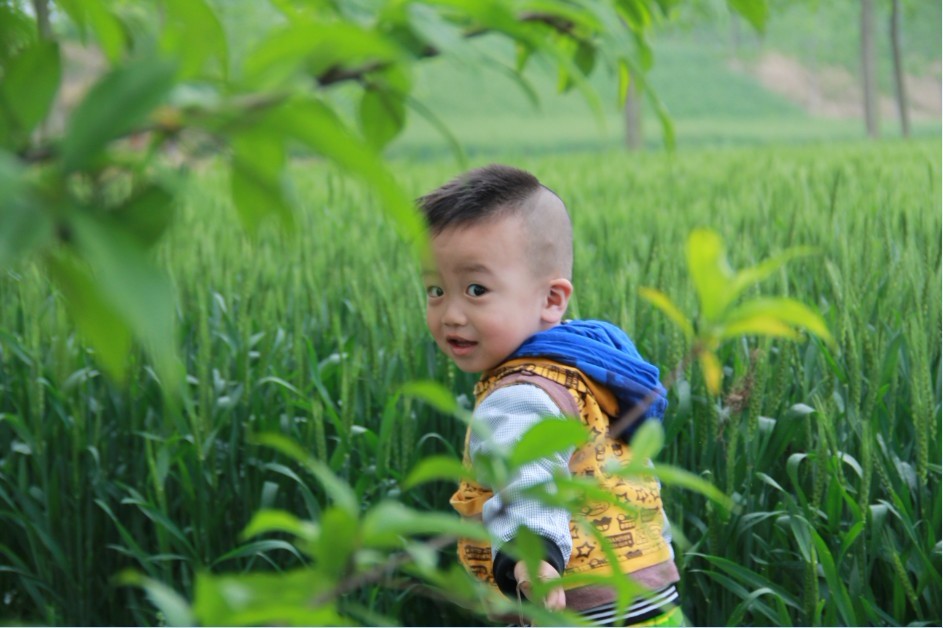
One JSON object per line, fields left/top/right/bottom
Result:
{"left": 513, "top": 560, "right": 565, "bottom": 611}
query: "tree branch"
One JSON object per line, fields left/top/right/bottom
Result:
{"left": 32, "top": 0, "right": 52, "bottom": 40}
{"left": 316, "top": 11, "right": 580, "bottom": 87}
{"left": 310, "top": 534, "right": 456, "bottom": 607}
{"left": 19, "top": 11, "right": 582, "bottom": 164}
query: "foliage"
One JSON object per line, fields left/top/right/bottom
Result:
{"left": 1, "top": 140, "right": 939, "bottom": 625}
{"left": 2, "top": 0, "right": 939, "bottom": 626}
{"left": 1, "top": 0, "right": 708, "bottom": 391}
{"left": 640, "top": 227, "right": 833, "bottom": 396}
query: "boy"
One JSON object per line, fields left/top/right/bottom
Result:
{"left": 418, "top": 165, "right": 683, "bottom": 626}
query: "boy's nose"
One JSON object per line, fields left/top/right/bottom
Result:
{"left": 441, "top": 300, "right": 466, "bottom": 326}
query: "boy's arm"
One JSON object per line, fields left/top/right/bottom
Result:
{"left": 469, "top": 384, "right": 575, "bottom": 596}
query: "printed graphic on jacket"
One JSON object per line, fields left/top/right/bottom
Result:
{"left": 450, "top": 360, "right": 673, "bottom": 589}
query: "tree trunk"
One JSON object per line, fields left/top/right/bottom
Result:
{"left": 624, "top": 79, "right": 643, "bottom": 150}
{"left": 730, "top": 13, "right": 741, "bottom": 57}
{"left": 890, "top": 0, "right": 911, "bottom": 137}
{"left": 32, "top": 0, "right": 52, "bottom": 40}
{"left": 860, "top": 0, "right": 880, "bottom": 138}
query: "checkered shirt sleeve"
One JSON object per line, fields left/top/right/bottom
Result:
{"left": 469, "top": 383, "right": 574, "bottom": 564}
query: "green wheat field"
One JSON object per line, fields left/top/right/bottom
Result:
{"left": 2, "top": 9, "right": 943, "bottom": 621}
{"left": 1, "top": 136, "right": 940, "bottom": 625}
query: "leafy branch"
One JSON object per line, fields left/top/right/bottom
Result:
{"left": 611, "top": 227, "right": 835, "bottom": 437}
{"left": 1, "top": 0, "right": 696, "bottom": 392}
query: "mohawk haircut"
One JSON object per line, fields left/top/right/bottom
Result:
{"left": 417, "top": 164, "right": 543, "bottom": 235}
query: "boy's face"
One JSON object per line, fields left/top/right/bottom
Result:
{"left": 423, "top": 214, "right": 570, "bottom": 373}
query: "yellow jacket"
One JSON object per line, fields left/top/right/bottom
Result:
{"left": 450, "top": 358, "right": 678, "bottom": 601}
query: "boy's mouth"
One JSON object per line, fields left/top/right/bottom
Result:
{"left": 446, "top": 336, "right": 477, "bottom": 355}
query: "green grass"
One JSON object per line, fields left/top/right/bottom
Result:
{"left": 0, "top": 138, "right": 940, "bottom": 625}
{"left": 385, "top": 35, "right": 940, "bottom": 160}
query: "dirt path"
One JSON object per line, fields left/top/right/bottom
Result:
{"left": 739, "top": 51, "right": 941, "bottom": 120}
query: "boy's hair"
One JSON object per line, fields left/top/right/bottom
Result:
{"left": 418, "top": 164, "right": 573, "bottom": 279}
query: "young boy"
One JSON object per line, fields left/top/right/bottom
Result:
{"left": 418, "top": 165, "right": 683, "bottom": 626}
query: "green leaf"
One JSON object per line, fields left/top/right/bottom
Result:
{"left": 361, "top": 501, "right": 488, "bottom": 548}
{"left": 61, "top": 56, "right": 177, "bottom": 172}
{"left": 95, "top": 500, "right": 153, "bottom": 565}
{"left": 698, "top": 350, "right": 723, "bottom": 395}
{"left": 241, "top": 509, "right": 318, "bottom": 544}
{"left": 230, "top": 129, "right": 293, "bottom": 232}
{"left": 515, "top": 15, "right": 604, "bottom": 125}
{"left": 0, "top": 6, "right": 35, "bottom": 67}
{"left": 728, "top": 246, "right": 814, "bottom": 299}
{"left": 317, "top": 507, "right": 359, "bottom": 578}
{"left": 617, "top": 60, "right": 631, "bottom": 107}
{"left": 785, "top": 453, "right": 811, "bottom": 507}
{"left": 649, "top": 463, "right": 735, "bottom": 511}
{"left": 68, "top": 212, "right": 179, "bottom": 390}
{"left": 440, "top": 0, "right": 524, "bottom": 37}
{"left": 633, "top": 59, "right": 675, "bottom": 149}
{"left": 402, "top": 92, "right": 468, "bottom": 168}
{"left": 837, "top": 519, "right": 865, "bottom": 563}
{"left": 555, "top": 36, "right": 577, "bottom": 93}
{"left": 403, "top": 455, "right": 471, "bottom": 489}
{"left": 45, "top": 252, "right": 133, "bottom": 381}
{"left": 161, "top": 0, "right": 228, "bottom": 79}
{"left": 122, "top": 493, "right": 196, "bottom": 554}
{"left": 406, "top": 3, "right": 472, "bottom": 58}
{"left": 509, "top": 418, "right": 587, "bottom": 468}
{"left": 513, "top": 0, "right": 605, "bottom": 32}
{"left": 57, "top": 0, "right": 126, "bottom": 62}
{"left": 109, "top": 184, "right": 176, "bottom": 248}
{"left": 618, "top": 49, "right": 675, "bottom": 150}
{"left": 212, "top": 539, "right": 305, "bottom": 566}
{"left": 811, "top": 528, "right": 858, "bottom": 625}
{"left": 727, "top": 587, "right": 785, "bottom": 627}
{"left": 727, "top": 0, "right": 769, "bottom": 34}
{"left": 0, "top": 40, "right": 60, "bottom": 147}
{"left": 615, "top": 0, "right": 653, "bottom": 30}
{"left": 243, "top": 22, "right": 400, "bottom": 90}
{"left": 342, "top": 603, "right": 399, "bottom": 628}
{"left": 516, "top": 524, "right": 546, "bottom": 574}
{"left": 689, "top": 553, "right": 801, "bottom": 621}
{"left": 269, "top": 97, "right": 426, "bottom": 252}
{"left": 0, "top": 152, "right": 51, "bottom": 265}
{"left": 359, "top": 86, "right": 406, "bottom": 150}
{"left": 85, "top": 0, "right": 126, "bottom": 62}
{"left": 250, "top": 432, "right": 358, "bottom": 516}
{"left": 719, "top": 314, "right": 801, "bottom": 341}
{"left": 118, "top": 571, "right": 194, "bottom": 627}
{"left": 516, "top": 40, "right": 534, "bottom": 73}
{"left": 638, "top": 286, "right": 693, "bottom": 340}
{"left": 397, "top": 380, "right": 460, "bottom": 416}
{"left": 723, "top": 297, "right": 835, "bottom": 346}
{"left": 628, "top": 420, "right": 664, "bottom": 461}
{"left": 192, "top": 569, "right": 342, "bottom": 626}
{"left": 686, "top": 228, "right": 734, "bottom": 321}
{"left": 574, "top": 39, "right": 596, "bottom": 76}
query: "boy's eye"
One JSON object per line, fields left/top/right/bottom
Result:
{"left": 426, "top": 286, "right": 444, "bottom": 298}
{"left": 466, "top": 284, "right": 488, "bottom": 297}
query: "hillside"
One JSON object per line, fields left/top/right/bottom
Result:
{"left": 388, "top": 35, "right": 941, "bottom": 159}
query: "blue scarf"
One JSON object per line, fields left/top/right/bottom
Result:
{"left": 509, "top": 320, "right": 667, "bottom": 433}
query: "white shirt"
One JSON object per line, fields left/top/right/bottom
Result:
{"left": 469, "top": 383, "right": 575, "bottom": 563}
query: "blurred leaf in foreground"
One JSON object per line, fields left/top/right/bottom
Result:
{"left": 641, "top": 227, "right": 834, "bottom": 394}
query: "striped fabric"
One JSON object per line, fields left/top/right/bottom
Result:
{"left": 578, "top": 585, "right": 681, "bottom": 626}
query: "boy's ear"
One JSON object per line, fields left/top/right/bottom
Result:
{"left": 541, "top": 278, "right": 573, "bottom": 325}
